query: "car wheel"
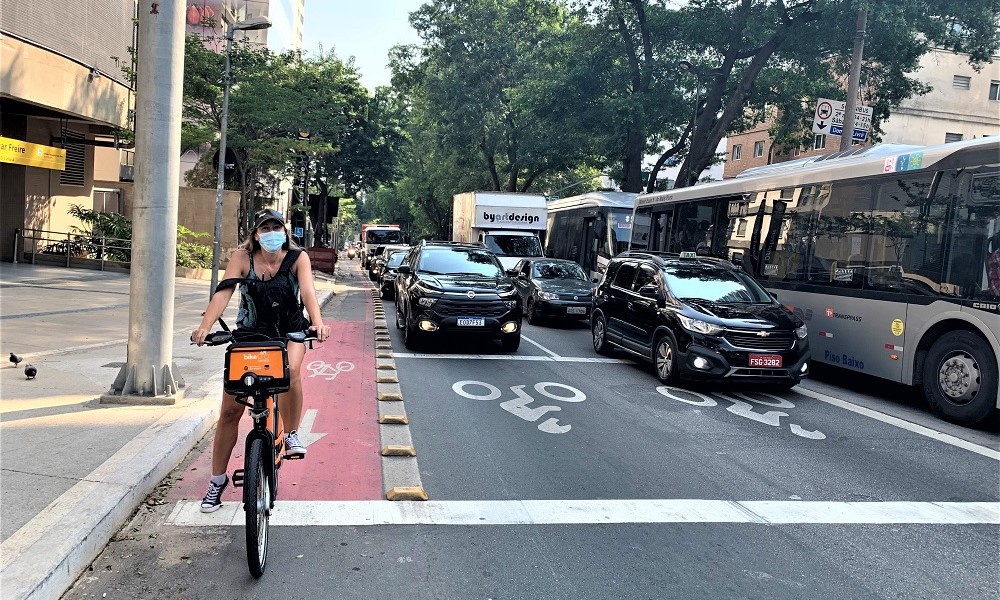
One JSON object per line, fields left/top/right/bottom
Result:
{"left": 395, "top": 300, "right": 405, "bottom": 330}
{"left": 526, "top": 299, "right": 539, "bottom": 325}
{"left": 501, "top": 331, "right": 521, "bottom": 352}
{"left": 653, "top": 334, "right": 678, "bottom": 383}
{"left": 403, "top": 307, "right": 421, "bottom": 350}
{"left": 592, "top": 314, "right": 613, "bottom": 356}
{"left": 921, "top": 331, "right": 997, "bottom": 426}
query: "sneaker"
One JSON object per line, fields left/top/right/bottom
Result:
{"left": 200, "top": 476, "right": 229, "bottom": 513}
{"left": 284, "top": 430, "right": 306, "bottom": 458}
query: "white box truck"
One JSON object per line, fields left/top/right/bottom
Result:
{"left": 452, "top": 192, "right": 547, "bottom": 269}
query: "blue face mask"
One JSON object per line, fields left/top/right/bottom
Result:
{"left": 259, "top": 231, "right": 286, "bottom": 253}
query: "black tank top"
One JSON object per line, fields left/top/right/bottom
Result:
{"left": 236, "top": 249, "right": 309, "bottom": 337}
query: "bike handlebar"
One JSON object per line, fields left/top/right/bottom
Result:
{"left": 192, "top": 329, "right": 318, "bottom": 347}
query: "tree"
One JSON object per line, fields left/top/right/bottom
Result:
{"left": 403, "top": 0, "right": 606, "bottom": 193}
{"left": 658, "top": 0, "right": 999, "bottom": 189}
{"left": 182, "top": 38, "right": 403, "bottom": 239}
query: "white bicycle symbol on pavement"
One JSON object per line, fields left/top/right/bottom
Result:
{"left": 453, "top": 380, "right": 586, "bottom": 434}
{"left": 306, "top": 360, "right": 355, "bottom": 381}
{"left": 657, "top": 386, "right": 826, "bottom": 440}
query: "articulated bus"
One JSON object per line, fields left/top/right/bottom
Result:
{"left": 629, "top": 137, "right": 1000, "bottom": 426}
{"left": 545, "top": 191, "right": 638, "bottom": 281}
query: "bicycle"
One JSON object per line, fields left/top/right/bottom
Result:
{"left": 198, "top": 326, "right": 315, "bottom": 578}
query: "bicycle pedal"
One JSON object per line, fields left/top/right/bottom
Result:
{"left": 283, "top": 453, "right": 305, "bottom": 460}
{"left": 231, "top": 469, "right": 245, "bottom": 488}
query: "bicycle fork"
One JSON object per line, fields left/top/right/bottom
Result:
{"left": 232, "top": 397, "right": 280, "bottom": 511}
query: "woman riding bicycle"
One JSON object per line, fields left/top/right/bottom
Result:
{"left": 192, "top": 208, "right": 331, "bottom": 513}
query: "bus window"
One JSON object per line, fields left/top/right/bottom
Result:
{"left": 630, "top": 211, "right": 651, "bottom": 251}
{"left": 867, "top": 172, "right": 941, "bottom": 295}
{"left": 945, "top": 171, "right": 1000, "bottom": 299}
{"left": 809, "top": 181, "right": 874, "bottom": 288}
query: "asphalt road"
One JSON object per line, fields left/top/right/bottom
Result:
{"left": 60, "top": 292, "right": 1000, "bottom": 600}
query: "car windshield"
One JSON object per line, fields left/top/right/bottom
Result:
{"left": 418, "top": 248, "right": 503, "bottom": 276}
{"left": 532, "top": 261, "right": 587, "bottom": 281}
{"left": 366, "top": 229, "right": 402, "bottom": 244}
{"left": 662, "top": 264, "right": 772, "bottom": 304}
{"left": 386, "top": 252, "right": 407, "bottom": 268}
{"left": 484, "top": 234, "right": 543, "bottom": 257}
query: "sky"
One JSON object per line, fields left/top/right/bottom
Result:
{"left": 301, "top": 1, "right": 426, "bottom": 91}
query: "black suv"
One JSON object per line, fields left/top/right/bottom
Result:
{"left": 395, "top": 241, "right": 523, "bottom": 351}
{"left": 592, "top": 251, "right": 810, "bottom": 388}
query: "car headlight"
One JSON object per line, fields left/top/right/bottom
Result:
{"left": 678, "top": 314, "right": 724, "bottom": 335}
{"left": 538, "top": 291, "right": 559, "bottom": 301}
{"left": 417, "top": 297, "right": 437, "bottom": 308}
{"left": 795, "top": 324, "right": 808, "bottom": 339}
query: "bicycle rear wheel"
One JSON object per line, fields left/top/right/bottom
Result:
{"left": 244, "top": 438, "right": 270, "bottom": 578}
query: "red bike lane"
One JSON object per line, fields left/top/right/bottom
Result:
{"left": 169, "top": 319, "right": 383, "bottom": 503}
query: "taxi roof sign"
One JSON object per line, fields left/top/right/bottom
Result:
{"left": 679, "top": 251, "right": 697, "bottom": 259}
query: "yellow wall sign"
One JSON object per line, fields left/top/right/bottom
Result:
{"left": 0, "top": 136, "right": 66, "bottom": 171}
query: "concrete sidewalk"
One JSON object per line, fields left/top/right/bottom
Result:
{"left": 0, "top": 261, "right": 341, "bottom": 600}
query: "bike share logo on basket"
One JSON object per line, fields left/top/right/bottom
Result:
{"left": 228, "top": 346, "right": 284, "bottom": 380}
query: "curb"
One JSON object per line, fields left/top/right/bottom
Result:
{"left": 368, "top": 280, "right": 427, "bottom": 501}
{"left": 2, "top": 282, "right": 337, "bottom": 600}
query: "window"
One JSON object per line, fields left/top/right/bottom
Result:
{"left": 632, "top": 264, "right": 657, "bottom": 292}
{"left": 93, "top": 189, "right": 121, "bottom": 214}
{"left": 754, "top": 141, "right": 765, "bottom": 158}
{"left": 736, "top": 219, "right": 748, "bottom": 237}
{"left": 612, "top": 262, "right": 637, "bottom": 289}
{"left": 945, "top": 132, "right": 964, "bottom": 143}
{"left": 59, "top": 130, "right": 85, "bottom": 187}
{"left": 732, "top": 144, "right": 742, "bottom": 160}
{"left": 953, "top": 75, "right": 971, "bottom": 90}
{"left": 989, "top": 81, "right": 1000, "bottom": 101}
{"left": 813, "top": 134, "right": 826, "bottom": 150}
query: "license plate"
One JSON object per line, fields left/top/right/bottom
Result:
{"left": 567, "top": 306, "right": 587, "bottom": 315}
{"left": 457, "top": 317, "right": 485, "bottom": 327}
{"left": 748, "top": 354, "right": 783, "bottom": 367}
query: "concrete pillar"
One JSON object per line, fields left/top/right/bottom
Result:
{"left": 105, "top": 1, "right": 185, "bottom": 404}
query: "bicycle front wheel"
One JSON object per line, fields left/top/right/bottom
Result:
{"left": 244, "top": 438, "right": 270, "bottom": 578}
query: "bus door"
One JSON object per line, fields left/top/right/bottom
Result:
{"left": 649, "top": 209, "right": 674, "bottom": 253}
{"left": 581, "top": 217, "right": 597, "bottom": 276}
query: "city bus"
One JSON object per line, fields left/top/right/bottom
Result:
{"left": 629, "top": 137, "right": 1000, "bottom": 426}
{"left": 545, "top": 191, "right": 637, "bottom": 281}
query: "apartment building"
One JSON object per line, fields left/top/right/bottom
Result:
{"left": 723, "top": 49, "right": 1000, "bottom": 179}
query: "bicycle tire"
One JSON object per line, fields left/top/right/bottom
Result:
{"left": 244, "top": 438, "right": 270, "bottom": 579}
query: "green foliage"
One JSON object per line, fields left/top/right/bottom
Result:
{"left": 176, "top": 226, "right": 214, "bottom": 269}
{"left": 66, "top": 204, "right": 133, "bottom": 261}
{"left": 182, "top": 36, "right": 403, "bottom": 239}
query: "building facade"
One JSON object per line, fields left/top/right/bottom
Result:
{"left": 723, "top": 49, "right": 1000, "bottom": 179}
{"left": 1, "top": 0, "right": 136, "bottom": 262}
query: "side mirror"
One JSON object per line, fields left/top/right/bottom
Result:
{"left": 397, "top": 265, "right": 411, "bottom": 275}
{"left": 506, "top": 268, "right": 519, "bottom": 277}
{"left": 638, "top": 284, "right": 658, "bottom": 299}
{"left": 517, "top": 272, "right": 528, "bottom": 280}
{"left": 769, "top": 291, "right": 779, "bottom": 300}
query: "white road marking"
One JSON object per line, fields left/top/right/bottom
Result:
{"left": 393, "top": 352, "right": 630, "bottom": 363}
{"left": 166, "top": 499, "right": 1000, "bottom": 527}
{"left": 521, "top": 335, "right": 560, "bottom": 357}
{"left": 794, "top": 387, "right": 1000, "bottom": 461}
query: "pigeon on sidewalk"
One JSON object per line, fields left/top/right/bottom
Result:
{"left": 9, "top": 353, "right": 23, "bottom": 368}
{"left": 24, "top": 364, "right": 37, "bottom": 380}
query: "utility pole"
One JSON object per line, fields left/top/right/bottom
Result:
{"left": 840, "top": 8, "right": 868, "bottom": 151}
{"left": 106, "top": 1, "right": 185, "bottom": 403}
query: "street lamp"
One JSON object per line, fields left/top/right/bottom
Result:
{"left": 210, "top": 13, "right": 272, "bottom": 298}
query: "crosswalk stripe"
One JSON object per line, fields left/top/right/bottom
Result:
{"left": 167, "top": 499, "right": 1000, "bottom": 527}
